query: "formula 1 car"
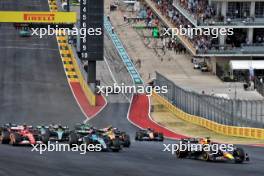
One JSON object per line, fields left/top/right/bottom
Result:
{"left": 114, "top": 130, "right": 131, "bottom": 147}
{"left": 135, "top": 128, "right": 164, "bottom": 141}
{"left": 68, "top": 123, "right": 94, "bottom": 144}
{"left": 37, "top": 124, "right": 70, "bottom": 142}
{"left": 86, "top": 132, "right": 121, "bottom": 152}
{"left": 19, "top": 27, "right": 31, "bottom": 37}
{"left": 74, "top": 123, "right": 93, "bottom": 132}
{"left": 175, "top": 137, "right": 250, "bottom": 163}
{"left": 99, "top": 126, "right": 131, "bottom": 147}
{"left": 0, "top": 124, "right": 44, "bottom": 146}
{"left": 69, "top": 126, "right": 121, "bottom": 152}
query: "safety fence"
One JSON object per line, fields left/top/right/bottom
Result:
{"left": 152, "top": 92, "right": 264, "bottom": 140}
{"left": 155, "top": 72, "right": 264, "bottom": 129}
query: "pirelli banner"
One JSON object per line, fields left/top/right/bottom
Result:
{"left": 0, "top": 11, "right": 76, "bottom": 23}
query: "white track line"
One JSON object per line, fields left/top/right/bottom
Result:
{"left": 104, "top": 56, "right": 118, "bottom": 83}
{"left": 104, "top": 56, "right": 130, "bottom": 102}
{"left": 103, "top": 57, "right": 142, "bottom": 129}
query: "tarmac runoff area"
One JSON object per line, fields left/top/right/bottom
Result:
{"left": 105, "top": 0, "right": 263, "bottom": 100}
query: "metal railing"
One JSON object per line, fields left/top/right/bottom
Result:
{"left": 155, "top": 72, "right": 264, "bottom": 128}
{"left": 256, "top": 78, "right": 264, "bottom": 97}
{"left": 173, "top": 0, "right": 264, "bottom": 27}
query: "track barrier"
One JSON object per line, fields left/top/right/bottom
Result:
{"left": 48, "top": 0, "right": 96, "bottom": 106}
{"left": 153, "top": 92, "right": 264, "bottom": 140}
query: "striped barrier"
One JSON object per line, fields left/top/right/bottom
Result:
{"left": 104, "top": 16, "right": 143, "bottom": 85}
{"left": 68, "top": 46, "right": 96, "bottom": 106}
{"left": 48, "top": 0, "right": 96, "bottom": 106}
{"left": 152, "top": 92, "right": 264, "bottom": 140}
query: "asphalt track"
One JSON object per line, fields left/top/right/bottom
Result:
{"left": 0, "top": 1, "right": 264, "bottom": 176}
{"left": 0, "top": 0, "right": 84, "bottom": 126}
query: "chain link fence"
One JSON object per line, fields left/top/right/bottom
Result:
{"left": 155, "top": 72, "right": 264, "bottom": 128}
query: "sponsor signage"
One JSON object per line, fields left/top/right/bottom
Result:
{"left": 0, "top": 11, "right": 76, "bottom": 23}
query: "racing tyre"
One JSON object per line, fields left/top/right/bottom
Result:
{"left": 41, "top": 129, "right": 50, "bottom": 144}
{"left": 123, "top": 134, "right": 131, "bottom": 147}
{"left": 176, "top": 149, "right": 188, "bottom": 158}
{"left": 233, "top": 148, "right": 245, "bottom": 164}
{"left": 69, "top": 132, "right": 78, "bottom": 147}
{"left": 135, "top": 132, "right": 143, "bottom": 141}
{"left": 202, "top": 151, "right": 210, "bottom": 161}
{"left": 111, "top": 139, "right": 121, "bottom": 152}
{"left": 103, "top": 136, "right": 111, "bottom": 146}
{"left": 9, "top": 133, "right": 22, "bottom": 146}
{"left": 0, "top": 131, "right": 10, "bottom": 144}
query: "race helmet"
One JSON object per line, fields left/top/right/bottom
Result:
{"left": 199, "top": 137, "right": 211, "bottom": 144}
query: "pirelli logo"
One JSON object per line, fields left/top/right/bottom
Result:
{"left": 0, "top": 11, "right": 76, "bottom": 23}
{"left": 24, "top": 13, "right": 55, "bottom": 21}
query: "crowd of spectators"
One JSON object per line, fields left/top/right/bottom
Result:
{"left": 255, "top": 35, "right": 264, "bottom": 44}
{"left": 151, "top": 0, "right": 214, "bottom": 53}
{"left": 177, "top": 0, "right": 217, "bottom": 24}
{"left": 148, "top": 0, "right": 263, "bottom": 53}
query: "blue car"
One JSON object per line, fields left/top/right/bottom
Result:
{"left": 38, "top": 125, "right": 70, "bottom": 142}
{"left": 19, "top": 27, "right": 31, "bottom": 37}
{"left": 69, "top": 129, "right": 121, "bottom": 152}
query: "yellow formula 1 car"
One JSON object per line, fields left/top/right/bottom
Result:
{"left": 99, "top": 126, "right": 131, "bottom": 147}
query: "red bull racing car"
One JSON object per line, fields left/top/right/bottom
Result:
{"left": 175, "top": 137, "right": 250, "bottom": 163}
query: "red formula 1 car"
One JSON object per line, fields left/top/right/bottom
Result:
{"left": 0, "top": 124, "right": 45, "bottom": 146}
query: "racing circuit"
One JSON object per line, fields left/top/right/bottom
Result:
{"left": 0, "top": 0, "right": 264, "bottom": 176}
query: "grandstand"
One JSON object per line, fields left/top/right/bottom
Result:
{"left": 145, "top": 0, "right": 264, "bottom": 81}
